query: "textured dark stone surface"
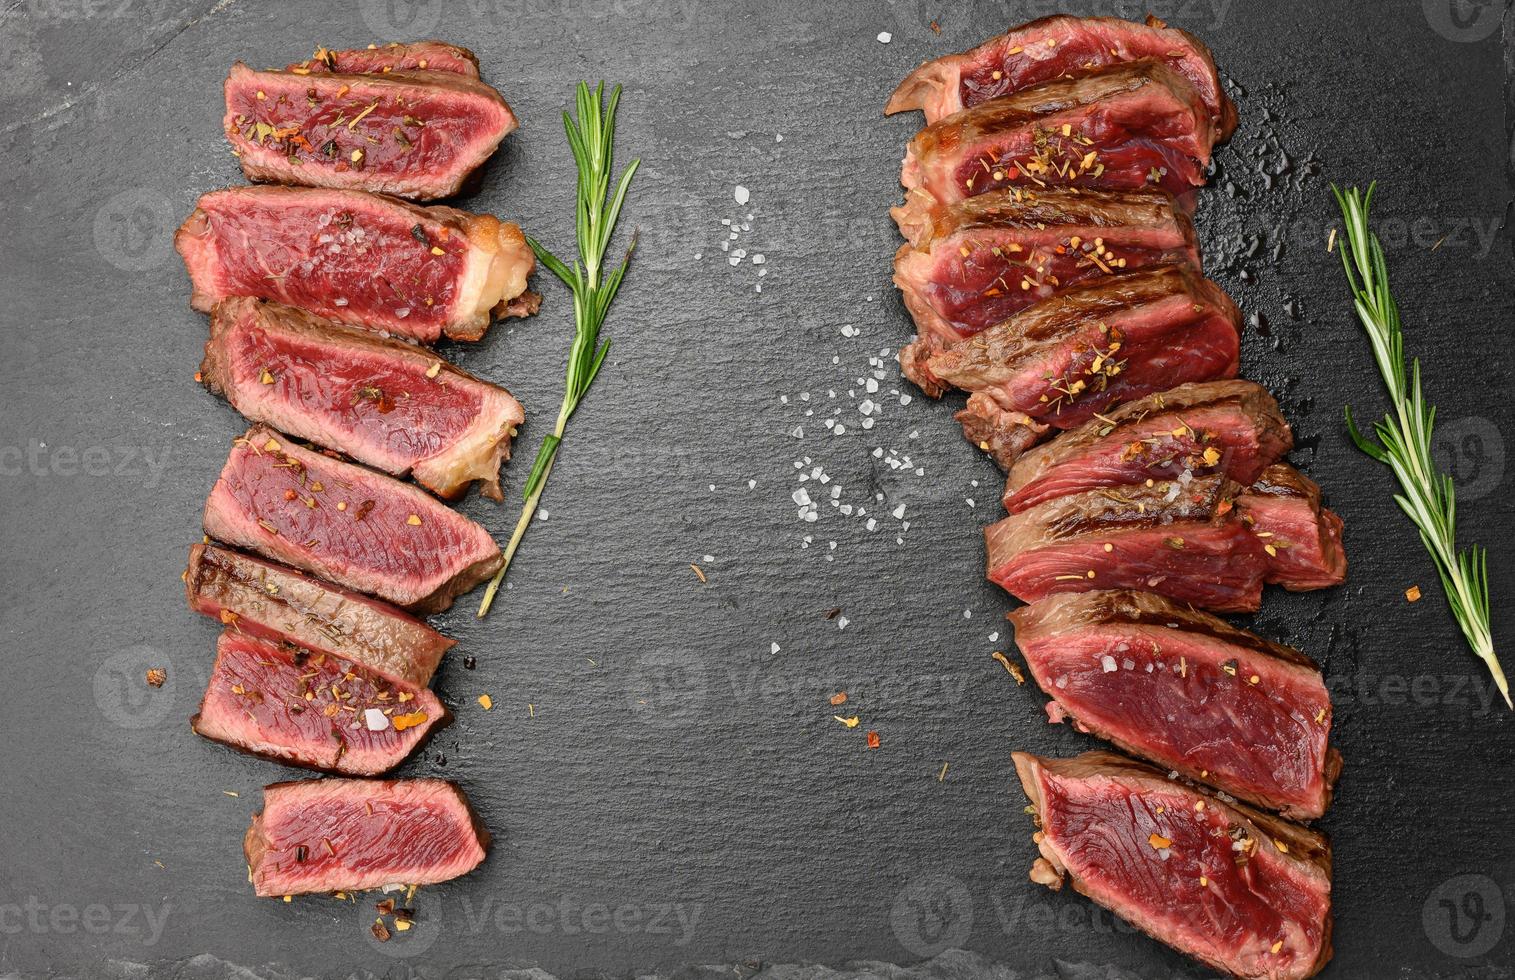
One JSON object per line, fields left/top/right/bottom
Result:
{"left": 0, "top": 1, "right": 1512, "bottom": 977}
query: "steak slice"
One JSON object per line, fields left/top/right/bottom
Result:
{"left": 287, "top": 41, "right": 481, "bottom": 77}
{"left": 1013, "top": 751, "right": 1333, "bottom": 980}
{"left": 244, "top": 778, "right": 489, "bottom": 896}
{"left": 892, "top": 188, "right": 1199, "bottom": 376}
{"left": 901, "top": 62, "right": 1216, "bottom": 207}
{"left": 1003, "top": 380, "right": 1293, "bottom": 511}
{"left": 176, "top": 185, "right": 536, "bottom": 344}
{"left": 1010, "top": 590, "right": 1340, "bottom": 818}
{"left": 928, "top": 266, "right": 1241, "bottom": 468}
{"left": 887, "top": 14, "right": 1236, "bottom": 140}
{"left": 985, "top": 473, "right": 1267, "bottom": 612}
{"left": 223, "top": 62, "right": 516, "bottom": 200}
{"left": 1239, "top": 464, "right": 1348, "bottom": 590}
{"left": 192, "top": 630, "right": 447, "bottom": 776}
{"left": 185, "top": 543, "right": 453, "bottom": 689}
{"left": 202, "top": 426, "right": 503, "bottom": 614}
{"left": 202, "top": 298, "right": 525, "bottom": 500}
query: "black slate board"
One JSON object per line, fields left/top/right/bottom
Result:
{"left": 1, "top": 1, "right": 1512, "bottom": 978}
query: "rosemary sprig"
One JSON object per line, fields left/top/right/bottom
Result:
{"left": 1332, "top": 183, "right": 1508, "bottom": 708}
{"left": 477, "top": 82, "right": 638, "bottom": 618}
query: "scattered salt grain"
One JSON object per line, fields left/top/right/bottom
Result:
{"left": 877, "top": 31, "right": 892, "bottom": 43}
{"left": 363, "top": 708, "right": 389, "bottom": 732}
{"left": 1101, "top": 655, "right": 1118, "bottom": 673}
{"left": 733, "top": 185, "right": 750, "bottom": 205}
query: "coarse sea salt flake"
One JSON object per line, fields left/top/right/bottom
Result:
{"left": 734, "top": 185, "right": 750, "bottom": 205}
{"left": 877, "top": 31, "right": 892, "bottom": 42}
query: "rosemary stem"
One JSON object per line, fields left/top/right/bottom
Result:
{"left": 476, "top": 401, "right": 570, "bottom": 618}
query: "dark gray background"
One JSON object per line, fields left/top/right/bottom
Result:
{"left": 1, "top": 1, "right": 1513, "bottom": 977}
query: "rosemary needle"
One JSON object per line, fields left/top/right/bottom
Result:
{"left": 477, "top": 82, "right": 638, "bottom": 618}
{"left": 1333, "top": 183, "right": 1508, "bottom": 708}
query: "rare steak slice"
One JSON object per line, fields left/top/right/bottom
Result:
{"left": 202, "top": 426, "right": 504, "bottom": 614}
{"left": 202, "top": 298, "right": 525, "bottom": 500}
{"left": 1013, "top": 751, "right": 1333, "bottom": 980}
{"left": 192, "top": 630, "right": 447, "bottom": 776}
{"left": 928, "top": 266, "right": 1241, "bottom": 467}
{"left": 224, "top": 62, "right": 516, "bottom": 200}
{"left": 985, "top": 473, "right": 1266, "bottom": 612}
{"left": 892, "top": 188, "right": 1199, "bottom": 374}
{"left": 185, "top": 543, "right": 453, "bottom": 689}
{"left": 1239, "top": 464, "right": 1348, "bottom": 590}
{"left": 1010, "top": 591, "right": 1340, "bottom": 818}
{"left": 901, "top": 62, "right": 1216, "bottom": 207}
{"left": 244, "top": 778, "right": 489, "bottom": 896}
{"left": 287, "top": 41, "right": 481, "bottom": 77}
{"left": 1003, "top": 380, "right": 1293, "bottom": 511}
{"left": 887, "top": 15, "right": 1236, "bottom": 139}
{"left": 176, "top": 185, "right": 536, "bottom": 344}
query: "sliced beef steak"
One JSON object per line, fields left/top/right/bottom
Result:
{"left": 892, "top": 188, "right": 1199, "bottom": 370}
{"left": 927, "top": 266, "right": 1241, "bottom": 467}
{"left": 176, "top": 185, "right": 535, "bottom": 344}
{"left": 185, "top": 543, "right": 453, "bottom": 689}
{"left": 1239, "top": 464, "right": 1348, "bottom": 590}
{"left": 1003, "top": 380, "right": 1292, "bottom": 511}
{"left": 201, "top": 426, "right": 503, "bottom": 614}
{"left": 901, "top": 62, "right": 1216, "bottom": 207}
{"left": 1010, "top": 590, "right": 1340, "bottom": 818}
{"left": 985, "top": 473, "right": 1267, "bottom": 612}
{"left": 245, "top": 778, "right": 489, "bottom": 896}
{"left": 287, "top": 41, "right": 481, "bottom": 77}
{"left": 224, "top": 62, "right": 515, "bottom": 199}
{"left": 203, "top": 298, "right": 524, "bottom": 499}
{"left": 887, "top": 14, "right": 1236, "bottom": 140}
{"left": 193, "top": 630, "right": 446, "bottom": 776}
{"left": 1014, "top": 751, "right": 1333, "bottom": 980}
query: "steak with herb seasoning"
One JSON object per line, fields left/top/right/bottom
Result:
{"left": 1010, "top": 591, "right": 1340, "bottom": 818}
{"left": 1003, "top": 380, "right": 1292, "bottom": 511}
{"left": 192, "top": 630, "right": 447, "bottom": 776}
{"left": 1013, "top": 751, "right": 1333, "bottom": 980}
{"left": 201, "top": 426, "right": 503, "bottom": 614}
{"left": 202, "top": 298, "right": 524, "bottom": 500}
{"left": 287, "top": 41, "right": 481, "bottom": 77}
{"left": 926, "top": 265, "right": 1241, "bottom": 467}
{"left": 892, "top": 188, "right": 1199, "bottom": 391}
{"left": 185, "top": 543, "right": 453, "bottom": 689}
{"left": 900, "top": 62, "right": 1217, "bottom": 207}
{"left": 244, "top": 778, "right": 489, "bottom": 896}
{"left": 176, "top": 185, "right": 536, "bottom": 344}
{"left": 985, "top": 473, "right": 1267, "bottom": 612}
{"left": 1239, "top": 464, "right": 1348, "bottom": 591}
{"left": 223, "top": 61, "right": 516, "bottom": 200}
{"left": 887, "top": 14, "right": 1237, "bottom": 140}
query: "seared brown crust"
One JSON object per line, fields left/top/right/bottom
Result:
{"left": 893, "top": 185, "right": 1195, "bottom": 249}
{"left": 886, "top": 13, "right": 1237, "bottom": 140}
{"left": 1005, "top": 380, "right": 1292, "bottom": 494}
{"left": 927, "top": 265, "right": 1237, "bottom": 389}
{"left": 955, "top": 392, "right": 1049, "bottom": 469}
{"left": 1009, "top": 588, "right": 1317, "bottom": 669}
